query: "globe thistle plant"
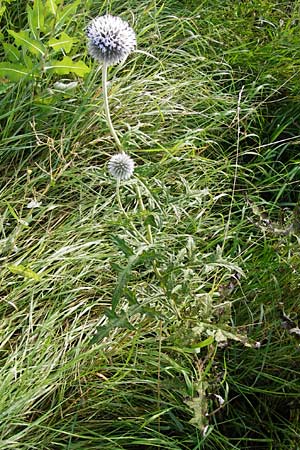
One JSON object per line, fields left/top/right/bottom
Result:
{"left": 86, "top": 15, "right": 136, "bottom": 66}
{"left": 86, "top": 15, "right": 136, "bottom": 156}
{"left": 108, "top": 153, "right": 135, "bottom": 181}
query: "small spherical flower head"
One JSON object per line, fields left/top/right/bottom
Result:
{"left": 86, "top": 15, "right": 136, "bottom": 66}
{"left": 108, "top": 153, "right": 134, "bottom": 180}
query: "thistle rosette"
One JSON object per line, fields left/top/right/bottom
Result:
{"left": 108, "top": 153, "right": 135, "bottom": 181}
{"left": 86, "top": 15, "right": 136, "bottom": 66}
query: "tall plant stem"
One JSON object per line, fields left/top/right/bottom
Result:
{"left": 102, "top": 62, "right": 122, "bottom": 152}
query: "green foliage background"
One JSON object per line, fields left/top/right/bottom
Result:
{"left": 0, "top": 0, "right": 299, "bottom": 448}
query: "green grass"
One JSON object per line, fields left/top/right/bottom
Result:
{"left": 1, "top": 0, "right": 300, "bottom": 448}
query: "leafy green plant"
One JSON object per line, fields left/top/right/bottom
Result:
{"left": 1, "top": 0, "right": 300, "bottom": 448}
{"left": 0, "top": 0, "right": 90, "bottom": 81}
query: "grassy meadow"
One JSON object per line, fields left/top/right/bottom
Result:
{"left": 0, "top": 0, "right": 300, "bottom": 448}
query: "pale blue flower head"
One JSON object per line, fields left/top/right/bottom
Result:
{"left": 86, "top": 15, "right": 136, "bottom": 66}
{"left": 108, "top": 153, "right": 135, "bottom": 180}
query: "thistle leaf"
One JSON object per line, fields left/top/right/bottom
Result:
{"left": 26, "top": 0, "right": 45, "bottom": 37}
{"left": 48, "top": 32, "right": 77, "bottom": 53}
{"left": 45, "top": 0, "right": 58, "bottom": 16}
{"left": 45, "top": 56, "right": 90, "bottom": 77}
{"left": 2, "top": 43, "right": 20, "bottom": 62}
{"left": 111, "top": 235, "right": 134, "bottom": 257}
{"left": 8, "top": 30, "right": 45, "bottom": 56}
{"left": 0, "top": 62, "right": 32, "bottom": 81}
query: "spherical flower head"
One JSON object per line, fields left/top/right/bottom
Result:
{"left": 108, "top": 153, "right": 134, "bottom": 180}
{"left": 86, "top": 15, "right": 136, "bottom": 66}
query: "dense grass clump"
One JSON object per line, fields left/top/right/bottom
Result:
{"left": 0, "top": 0, "right": 299, "bottom": 449}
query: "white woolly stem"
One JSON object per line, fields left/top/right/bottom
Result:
{"left": 102, "top": 62, "right": 122, "bottom": 152}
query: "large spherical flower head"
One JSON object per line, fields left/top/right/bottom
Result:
{"left": 86, "top": 15, "right": 136, "bottom": 66}
{"left": 108, "top": 153, "right": 135, "bottom": 180}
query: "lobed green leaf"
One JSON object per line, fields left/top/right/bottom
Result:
{"left": 48, "top": 32, "right": 77, "bottom": 54}
{"left": 2, "top": 42, "right": 21, "bottom": 63}
{"left": 8, "top": 29, "right": 46, "bottom": 56}
{"left": 45, "top": 56, "right": 90, "bottom": 76}
{"left": 0, "top": 62, "right": 33, "bottom": 81}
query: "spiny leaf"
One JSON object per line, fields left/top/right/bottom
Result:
{"left": 2, "top": 43, "right": 20, "bottom": 63}
{"left": 185, "top": 380, "right": 209, "bottom": 432}
{"left": 112, "top": 248, "right": 155, "bottom": 311}
{"left": 48, "top": 32, "right": 77, "bottom": 53}
{"left": 8, "top": 30, "right": 45, "bottom": 56}
{"left": 171, "top": 335, "right": 215, "bottom": 354}
{"left": 45, "top": 0, "right": 58, "bottom": 16}
{"left": 112, "top": 255, "right": 138, "bottom": 311}
{"left": 111, "top": 235, "right": 134, "bottom": 258}
{"left": 23, "top": 53, "right": 34, "bottom": 69}
{"left": 45, "top": 56, "right": 90, "bottom": 77}
{"left": 27, "top": 0, "right": 45, "bottom": 37}
{"left": 0, "top": 62, "right": 33, "bottom": 81}
{"left": 34, "top": 0, "right": 44, "bottom": 30}
{"left": 91, "top": 310, "right": 135, "bottom": 343}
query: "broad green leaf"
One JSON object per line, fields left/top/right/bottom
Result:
{"left": 111, "top": 248, "right": 155, "bottom": 311}
{"left": 45, "top": 56, "right": 90, "bottom": 77}
{"left": 2, "top": 42, "right": 20, "bottom": 62}
{"left": 111, "top": 235, "right": 134, "bottom": 257}
{"left": 8, "top": 30, "right": 45, "bottom": 56}
{"left": 33, "top": 0, "right": 44, "bottom": 31}
{"left": 91, "top": 310, "right": 135, "bottom": 343}
{"left": 171, "top": 336, "right": 215, "bottom": 354}
{"left": 45, "top": 0, "right": 58, "bottom": 16}
{"left": 23, "top": 52, "right": 34, "bottom": 69}
{"left": 8, "top": 264, "right": 41, "bottom": 281}
{"left": 111, "top": 255, "right": 137, "bottom": 311}
{"left": 48, "top": 32, "right": 77, "bottom": 53}
{"left": 0, "top": 62, "right": 32, "bottom": 81}
{"left": 27, "top": 0, "right": 45, "bottom": 37}
{"left": 27, "top": 6, "right": 37, "bottom": 38}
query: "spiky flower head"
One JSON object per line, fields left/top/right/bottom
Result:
{"left": 86, "top": 15, "right": 136, "bottom": 66}
{"left": 108, "top": 153, "right": 135, "bottom": 180}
